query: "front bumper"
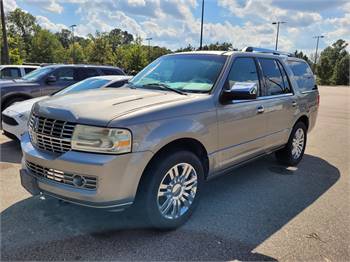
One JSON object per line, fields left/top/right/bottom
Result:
{"left": 21, "top": 132, "right": 154, "bottom": 209}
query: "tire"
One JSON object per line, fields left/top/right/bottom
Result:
{"left": 275, "top": 121, "right": 307, "bottom": 166}
{"left": 135, "top": 150, "right": 204, "bottom": 230}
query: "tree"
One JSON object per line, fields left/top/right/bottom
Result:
{"left": 317, "top": 39, "right": 349, "bottom": 85}
{"left": 201, "top": 42, "right": 233, "bottom": 51}
{"left": 331, "top": 54, "right": 349, "bottom": 85}
{"left": 176, "top": 44, "right": 195, "bottom": 52}
{"left": 30, "top": 29, "right": 66, "bottom": 63}
{"left": 294, "top": 50, "right": 311, "bottom": 65}
{"left": 108, "top": 28, "right": 133, "bottom": 52}
{"left": 115, "top": 37, "right": 148, "bottom": 73}
{"left": 85, "top": 32, "right": 115, "bottom": 65}
{"left": 67, "top": 42, "right": 85, "bottom": 63}
{"left": 55, "top": 29, "right": 72, "bottom": 49}
{"left": 7, "top": 8, "right": 39, "bottom": 59}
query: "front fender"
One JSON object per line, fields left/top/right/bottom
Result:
{"left": 132, "top": 113, "right": 217, "bottom": 154}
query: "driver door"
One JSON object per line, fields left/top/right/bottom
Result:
{"left": 217, "top": 57, "right": 268, "bottom": 170}
{"left": 41, "top": 67, "right": 76, "bottom": 96}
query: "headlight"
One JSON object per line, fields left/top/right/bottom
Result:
{"left": 71, "top": 125, "right": 132, "bottom": 154}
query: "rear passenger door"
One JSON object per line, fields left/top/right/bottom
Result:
{"left": 257, "top": 58, "right": 296, "bottom": 150}
{"left": 217, "top": 57, "right": 267, "bottom": 169}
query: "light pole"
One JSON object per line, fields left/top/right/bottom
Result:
{"left": 0, "top": 0, "right": 9, "bottom": 64}
{"left": 313, "top": 35, "right": 324, "bottom": 71}
{"left": 199, "top": 0, "right": 204, "bottom": 50}
{"left": 272, "top": 21, "right": 286, "bottom": 50}
{"left": 145, "top": 37, "right": 152, "bottom": 62}
{"left": 69, "top": 24, "right": 77, "bottom": 64}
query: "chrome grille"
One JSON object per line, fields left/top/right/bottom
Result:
{"left": 26, "top": 161, "right": 97, "bottom": 190}
{"left": 29, "top": 113, "right": 76, "bottom": 153}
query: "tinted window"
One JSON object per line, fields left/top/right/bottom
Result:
{"left": 107, "top": 80, "right": 127, "bottom": 88}
{"left": 53, "top": 68, "right": 75, "bottom": 81}
{"left": 288, "top": 61, "right": 314, "bottom": 92}
{"left": 76, "top": 68, "right": 99, "bottom": 81}
{"left": 227, "top": 57, "right": 259, "bottom": 90}
{"left": 0, "top": 68, "right": 21, "bottom": 79}
{"left": 277, "top": 61, "right": 291, "bottom": 93}
{"left": 56, "top": 78, "right": 110, "bottom": 95}
{"left": 131, "top": 55, "right": 227, "bottom": 93}
{"left": 24, "top": 68, "right": 37, "bottom": 74}
{"left": 101, "top": 68, "right": 123, "bottom": 75}
{"left": 259, "top": 58, "right": 289, "bottom": 96}
{"left": 22, "top": 67, "right": 54, "bottom": 81}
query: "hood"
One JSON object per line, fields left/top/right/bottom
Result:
{"left": 33, "top": 88, "right": 191, "bottom": 126}
{"left": 4, "top": 96, "right": 48, "bottom": 115}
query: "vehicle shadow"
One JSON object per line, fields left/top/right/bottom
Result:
{"left": 0, "top": 139, "right": 22, "bottom": 164}
{"left": 0, "top": 154, "right": 339, "bottom": 261}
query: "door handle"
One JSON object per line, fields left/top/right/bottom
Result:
{"left": 257, "top": 105, "right": 265, "bottom": 114}
{"left": 292, "top": 101, "right": 298, "bottom": 107}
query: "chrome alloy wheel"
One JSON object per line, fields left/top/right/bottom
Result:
{"left": 157, "top": 163, "right": 198, "bottom": 220}
{"left": 292, "top": 128, "right": 305, "bottom": 159}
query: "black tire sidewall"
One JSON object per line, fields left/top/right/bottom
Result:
{"left": 143, "top": 151, "right": 204, "bottom": 229}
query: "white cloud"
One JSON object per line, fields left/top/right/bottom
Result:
{"left": 3, "top": 0, "right": 17, "bottom": 12}
{"left": 36, "top": 15, "right": 67, "bottom": 31}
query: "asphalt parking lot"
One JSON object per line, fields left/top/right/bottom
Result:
{"left": 1, "top": 86, "right": 349, "bottom": 261}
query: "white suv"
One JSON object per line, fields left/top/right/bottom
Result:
{"left": 0, "top": 65, "right": 39, "bottom": 80}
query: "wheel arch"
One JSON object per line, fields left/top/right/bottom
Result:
{"left": 135, "top": 137, "right": 210, "bottom": 200}
{"left": 295, "top": 115, "right": 309, "bottom": 130}
{"left": 1, "top": 93, "right": 33, "bottom": 111}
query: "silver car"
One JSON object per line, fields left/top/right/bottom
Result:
{"left": 20, "top": 48, "right": 319, "bottom": 229}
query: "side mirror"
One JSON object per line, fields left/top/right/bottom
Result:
{"left": 221, "top": 82, "right": 257, "bottom": 102}
{"left": 46, "top": 75, "right": 57, "bottom": 83}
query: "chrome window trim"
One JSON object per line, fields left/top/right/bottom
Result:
{"left": 231, "top": 93, "right": 294, "bottom": 104}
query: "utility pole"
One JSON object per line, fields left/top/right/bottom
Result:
{"left": 0, "top": 0, "right": 9, "bottom": 64}
{"left": 69, "top": 24, "right": 77, "bottom": 64}
{"left": 272, "top": 21, "right": 286, "bottom": 50}
{"left": 199, "top": 0, "right": 204, "bottom": 50}
{"left": 145, "top": 37, "right": 152, "bottom": 62}
{"left": 313, "top": 35, "right": 324, "bottom": 72}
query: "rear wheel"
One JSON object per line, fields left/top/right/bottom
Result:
{"left": 275, "top": 122, "right": 307, "bottom": 166}
{"left": 136, "top": 150, "right": 204, "bottom": 229}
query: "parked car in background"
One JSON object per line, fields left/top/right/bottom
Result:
{"left": 0, "top": 64, "right": 125, "bottom": 112}
{"left": 2, "top": 75, "right": 132, "bottom": 140}
{"left": 20, "top": 48, "right": 319, "bottom": 229}
{"left": 0, "top": 65, "right": 39, "bottom": 80}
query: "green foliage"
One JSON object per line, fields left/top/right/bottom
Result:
{"left": 30, "top": 29, "right": 66, "bottom": 63}
{"left": 85, "top": 33, "right": 115, "bottom": 65}
{"left": 331, "top": 54, "right": 349, "bottom": 85}
{"left": 317, "top": 39, "right": 349, "bottom": 85}
{"left": 201, "top": 42, "right": 234, "bottom": 51}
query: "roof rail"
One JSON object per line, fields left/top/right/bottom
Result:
{"left": 242, "top": 46, "right": 294, "bottom": 57}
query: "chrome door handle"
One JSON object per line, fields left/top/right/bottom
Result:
{"left": 292, "top": 101, "right": 298, "bottom": 107}
{"left": 257, "top": 105, "right": 265, "bottom": 114}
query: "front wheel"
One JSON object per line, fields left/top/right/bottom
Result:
{"left": 275, "top": 122, "right": 307, "bottom": 166}
{"left": 136, "top": 151, "right": 204, "bottom": 230}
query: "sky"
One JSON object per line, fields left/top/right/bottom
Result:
{"left": 4, "top": 0, "right": 350, "bottom": 54}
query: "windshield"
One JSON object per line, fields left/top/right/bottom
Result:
{"left": 130, "top": 54, "right": 227, "bottom": 93}
{"left": 55, "top": 78, "right": 110, "bottom": 95}
{"left": 22, "top": 67, "right": 54, "bottom": 81}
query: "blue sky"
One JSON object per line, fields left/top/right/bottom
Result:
{"left": 4, "top": 0, "right": 350, "bottom": 54}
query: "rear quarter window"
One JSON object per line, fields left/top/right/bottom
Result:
{"left": 287, "top": 61, "right": 315, "bottom": 92}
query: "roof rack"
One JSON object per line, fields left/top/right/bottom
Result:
{"left": 242, "top": 46, "right": 294, "bottom": 57}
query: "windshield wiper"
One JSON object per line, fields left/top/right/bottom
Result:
{"left": 142, "top": 83, "right": 187, "bottom": 95}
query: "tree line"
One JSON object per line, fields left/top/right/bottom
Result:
{"left": 0, "top": 8, "right": 349, "bottom": 84}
